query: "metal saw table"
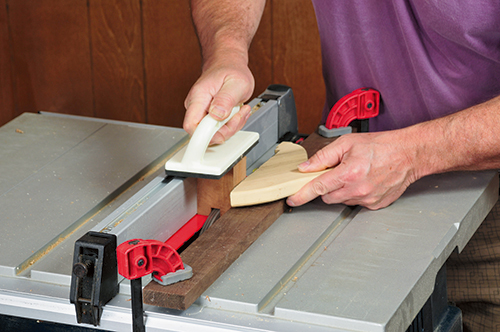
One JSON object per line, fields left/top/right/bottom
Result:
{"left": 0, "top": 111, "right": 498, "bottom": 332}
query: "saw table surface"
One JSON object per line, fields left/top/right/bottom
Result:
{"left": 0, "top": 113, "right": 193, "bottom": 280}
{"left": 0, "top": 113, "right": 498, "bottom": 332}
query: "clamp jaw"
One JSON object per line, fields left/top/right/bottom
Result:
{"left": 117, "top": 239, "right": 193, "bottom": 286}
{"left": 318, "top": 88, "right": 380, "bottom": 137}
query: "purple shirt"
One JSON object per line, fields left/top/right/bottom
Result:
{"left": 311, "top": 0, "right": 500, "bottom": 131}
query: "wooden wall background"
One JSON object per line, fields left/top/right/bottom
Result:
{"left": 0, "top": 0, "right": 324, "bottom": 134}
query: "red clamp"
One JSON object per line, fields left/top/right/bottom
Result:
{"left": 116, "top": 214, "right": 208, "bottom": 331}
{"left": 319, "top": 88, "right": 380, "bottom": 137}
{"left": 117, "top": 239, "right": 188, "bottom": 332}
{"left": 325, "top": 88, "right": 380, "bottom": 128}
{"left": 117, "top": 239, "right": 190, "bottom": 284}
{"left": 116, "top": 214, "right": 207, "bottom": 285}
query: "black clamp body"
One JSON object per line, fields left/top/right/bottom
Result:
{"left": 69, "top": 231, "right": 119, "bottom": 326}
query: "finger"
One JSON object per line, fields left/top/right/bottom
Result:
{"left": 209, "top": 78, "right": 253, "bottom": 121}
{"left": 286, "top": 169, "right": 344, "bottom": 207}
{"left": 326, "top": 193, "right": 382, "bottom": 210}
{"left": 184, "top": 87, "right": 213, "bottom": 136}
{"left": 184, "top": 81, "right": 249, "bottom": 139}
{"left": 210, "top": 105, "right": 252, "bottom": 144}
{"left": 320, "top": 187, "right": 354, "bottom": 206}
{"left": 297, "top": 139, "right": 347, "bottom": 172}
{"left": 320, "top": 180, "right": 404, "bottom": 210}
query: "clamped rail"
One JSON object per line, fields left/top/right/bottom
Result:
{"left": 319, "top": 88, "right": 380, "bottom": 137}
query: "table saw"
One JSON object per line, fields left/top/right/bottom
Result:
{"left": 0, "top": 86, "right": 498, "bottom": 332}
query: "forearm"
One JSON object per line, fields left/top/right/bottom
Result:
{"left": 190, "top": 0, "right": 266, "bottom": 69}
{"left": 404, "top": 95, "right": 500, "bottom": 180}
{"left": 184, "top": 0, "right": 265, "bottom": 137}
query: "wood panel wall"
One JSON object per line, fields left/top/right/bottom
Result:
{"left": 0, "top": 0, "right": 324, "bottom": 134}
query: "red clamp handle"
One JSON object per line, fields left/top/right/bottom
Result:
{"left": 325, "top": 88, "right": 380, "bottom": 129}
{"left": 117, "top": 239, "right": 184, "bottom": 281}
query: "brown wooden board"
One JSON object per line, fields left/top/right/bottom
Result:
{"left": 197, "top": 158, "right": 247, "bottom": 216}
{"left": 143, "top": 131, "right": 336, "bottom": 310}
{"left": 300, "top": 131, "right": 338, "bottom": 157}
{"left": 143, "top": 200, "right": 286, "bottom": 310}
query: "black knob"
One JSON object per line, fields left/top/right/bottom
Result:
{"left": 73, "top": 262, "right": 89, "bottom": 278}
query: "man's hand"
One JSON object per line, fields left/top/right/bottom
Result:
{"left": 287, "top": 94, "right": 500, "bottom": 210}
{"left": 183, "top": 56, "right": 254, "bottom": 144}
{"left": 185, "top": 0, "right": 266, "bottom": 144}
{"left": 286, "top": 131, "right": 419, "bottom": 210}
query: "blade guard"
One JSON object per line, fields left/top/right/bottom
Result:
{"left": 325, "top": 88, "right": 380, "bottom": 129}
{"left": 117, "top": 239, "right": 184, "bottom": 282}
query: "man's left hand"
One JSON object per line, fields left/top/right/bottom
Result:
{"left": 286, "top": 131, "right": 418, "bottom": 210}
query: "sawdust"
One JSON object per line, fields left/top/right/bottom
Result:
{"left": 113, "top": 219, "right": 124, "bottom": 228}
{"left": 17, "top": 234, "right": 68, "bottom": 273}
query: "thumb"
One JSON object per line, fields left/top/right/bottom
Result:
{"left": 209, "top": 78, "right": 253, "bottom": 121}
{"left": 298, "top": 144, "right": 343, "bottom": 172}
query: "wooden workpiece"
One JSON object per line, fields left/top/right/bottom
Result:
{"left": 230, "top": 142, "right": 329, "bottom": 207}
{"left": 143, "top": 199, "right": 285, "bottom": 310}
{"left": 197, "top": 157, "right": 247, "bottom": 216}
{"left": 143, "top": 131, "right": 338, "bottom": 310}
{"left": 300, "top": 131, "right": 339, "bottom": 156}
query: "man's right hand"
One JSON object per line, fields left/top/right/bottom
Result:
{"left": 186, "top": 0, "right": 266, "bottom": 143}
{"left": 183, "top": 56, "right": 255, "bottom": 145}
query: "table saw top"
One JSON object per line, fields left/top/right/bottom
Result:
{"left": 0, "top": 112, "right": 498, "bottom": 332}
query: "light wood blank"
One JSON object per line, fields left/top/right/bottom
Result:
{"left": 230, "top": 142, "right": 329, "bottom": 207}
